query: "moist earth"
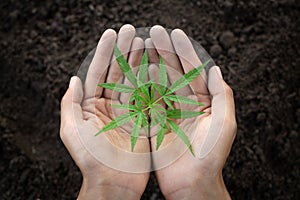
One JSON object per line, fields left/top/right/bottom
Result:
{"left": 0, "top": 0, "right": 299, "bottom": 199}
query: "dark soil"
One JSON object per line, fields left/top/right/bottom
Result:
{"left": 0, "top": 0, "right": 299, "bottom": 199}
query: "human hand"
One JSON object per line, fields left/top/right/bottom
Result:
{"left": 60, "top": 25, "right": 150, "bottom": 200}
{"left": 147, "top": 26, "right": 237, "bottom": 200}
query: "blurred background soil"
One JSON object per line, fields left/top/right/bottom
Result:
{"left": 0, "top": 0, "right": 299, "bottom": 199}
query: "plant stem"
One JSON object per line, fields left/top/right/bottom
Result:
{"left": 142, "top": 95, "right": 165, "bottom": 112}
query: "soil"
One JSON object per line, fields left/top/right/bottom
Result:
{"left": 0, "top": 0, "right": 299, "bottom": 199}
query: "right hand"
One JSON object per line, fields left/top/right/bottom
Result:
{"left": 60, "top": 24, "right": 150, "bottom": 200}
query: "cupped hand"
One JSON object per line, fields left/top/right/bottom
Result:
{"left": 147, "top": 26, "right": 237, "bottom": 200}
{"left": 60, "top": 25, "right": 150, "bottom": 200}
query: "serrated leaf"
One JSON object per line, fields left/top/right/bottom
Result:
{"left": 110, "top": 104, "right": 137, "bottom": 111}
{"left": 141, "top": 112, "right": 149, "bottom": 136}
{"left": 156, "top": 125, "right": 166, "bottom": 150}
{"left": 135, "top": 96, "right": 143, "bottom": 110}
{"left": 139, "top": 84, "right": 151, "bottom": 101}
{"left": 114, "top": 44, "right": 138, "bottom": 88}
{"left": 131, "top": 113, "right": 143, "bottom": 152}
{"left": 129, "top": 90, "right": 138, "bottom": 102}
{"left": 167, "top": 119, "right": 194, "bottom": 156}
{"left": 129, "top": 91, "right": 146, "bottom": 109}
{"left": 166, "top": 109, "right": 205, "bottom": 119}
{"left": 165, "top": 95, "right": 204, "bottom": 106}
{"left": 159, "top": 56, "right": 167, "bottom": 91}
{"left": 156, "top": 107, "right": 166, "bottom": 111}
{"left": 166, "top": 60, "right": 209, "bottom": 94}
{"left": 149, "top": 106, "right": 166, "bottom": 128}
{"left": 154, "top": 109, "right": 166, "bottom": 125}
{"left": 150, "top": 83, "right": 155, "bottom": 101}
{"left": 139, "top": 79, "right": 154, "bottom": 90}
{"left": 150, "top": 118, "right": 159, "bottom": 128}
{"left": 144, "top": 79, "right": 155, "bottom": 87}
{"left": 138, "top": 50, "right": 148, "bottom": 85}
{"left": 149, "top": 108, "right": 159, "bottom": 127}
{"left": 163, "top": 97, "right": 174, "bottom": 109}
{"left": 95, "top": 112, "right": 137, "bottom": 136}
{"left": 152, "top": 83, "right": 162, "bottom": 96}
{"left": 98, "top": 83, "right": 135, "bottom": 93}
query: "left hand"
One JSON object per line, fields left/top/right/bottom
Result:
{"left": 148, "top": 25, "right": 236, "bottom": 200}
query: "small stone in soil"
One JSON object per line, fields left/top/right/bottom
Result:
{"left": 210, "top": 44, "right": 222, "bottom": 57}
{"left": 219, "top": 31, "right": 235, "bottom": 49}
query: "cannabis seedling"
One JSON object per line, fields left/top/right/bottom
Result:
{"left": 96, "top": 44, "right": 209, "bottom": 155}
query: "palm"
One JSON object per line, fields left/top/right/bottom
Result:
{"left": 154, "top": 106, "right": 218, "bottom": 195}
{"left": 67, "top": 96, "right": 149, "bottom": 194}
{"left": 150, "top": 91, "right": 217, "bottom": 193}
{"left": 82, "top": 97, "right": 148, "bottom": 152}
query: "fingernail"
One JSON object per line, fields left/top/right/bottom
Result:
{"left": 69, "top": 76, "right": 76, "bottom": 88}
{"left": 215, "top": 66, "right": 223, "bottom": 79}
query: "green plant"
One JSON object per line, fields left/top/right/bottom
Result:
{"left": 96, "top": 44, "right": 209, "bottom": 155}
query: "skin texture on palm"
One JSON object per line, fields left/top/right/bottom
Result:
{"left": 148, "top": 26, "right": 236, "bottom": 199}
{"left": 60, "top": 25, "right": 150, "bottom": 200}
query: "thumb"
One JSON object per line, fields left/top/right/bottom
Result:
{"left": 208, "top": 66, "right": 235, "bottom": 126}
{"left": 61, "top": 76, "right": 84, "bottom": 132}
{"left": 198, "top": 66, "right": 236, "bottom": 159}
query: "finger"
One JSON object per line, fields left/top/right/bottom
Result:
{"left": 83, "top": 29, "right": 117, "bottom": 99}
{"left": 104, "top": 24, "right": 136, "bottom": 99}
{"left": 171, "top": 29, "right": 209, "bottom": 101}
{"left": 149, "top": 25, "right": 183, "bottom": 76}
{"left": 128, "top": 37, "right": 144, "bottom": 68}
{"left": 145, "top": 38, "right": 159, "bottom": 64}
{"left": 150, "top": 25, "right": 192, "bottom": 96}
{"left": 61, "top": 76, "right": 84, "bottom": 142}
{"left": 120, "top": 37, "right": 144, "bottom": 104}
{"left": 198, "top": 66, "right": 237, "bottom": 159}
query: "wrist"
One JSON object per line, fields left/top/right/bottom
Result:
{"left": 165, "top": 175, "right": 230, "bottom": 200}
{"left": 78, "top": 176, "right": 141, "bottom": 200}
